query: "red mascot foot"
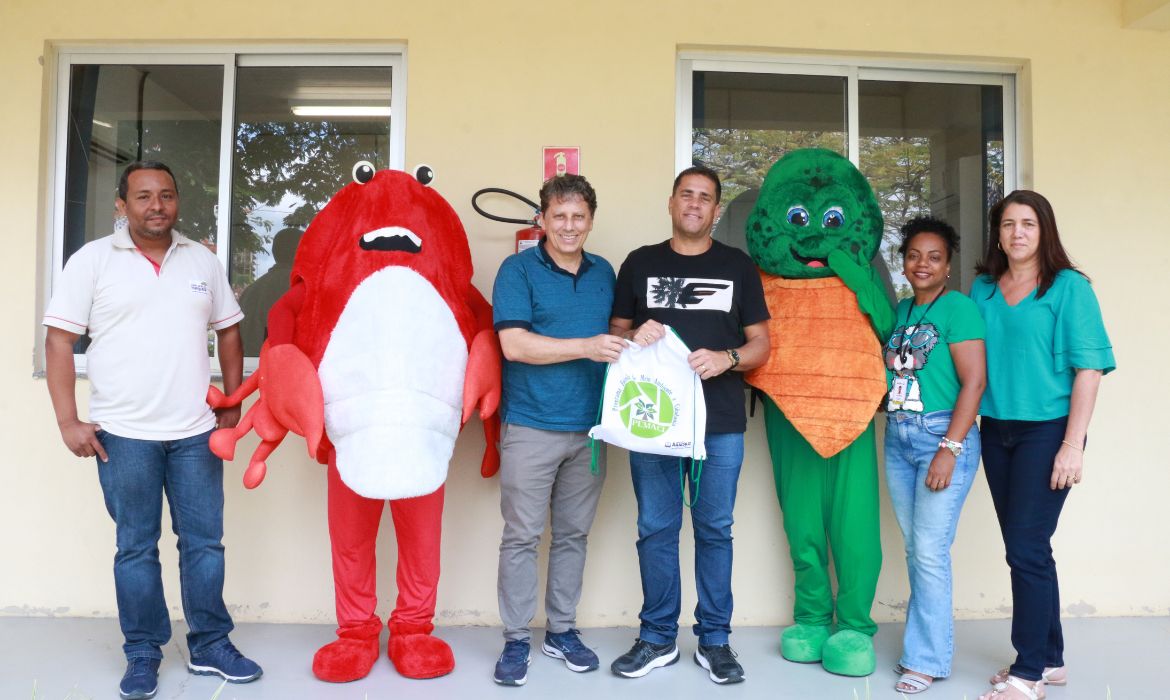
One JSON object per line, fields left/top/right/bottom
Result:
{"left": 388, "top": 621, "right": 454, "bottom": 679}
{"left": 312, "top": 620, "right": 382, "bottom": 683}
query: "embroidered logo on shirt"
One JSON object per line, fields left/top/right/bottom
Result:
{"left": 646, "top": 277, "right": 732, "bottom": 311}
{"left": 189, "top": 280, "right": 210, "bottom": 295}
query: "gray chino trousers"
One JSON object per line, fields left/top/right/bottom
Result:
{"left": 497, "top": 423, "right": 607, "bottom": 642}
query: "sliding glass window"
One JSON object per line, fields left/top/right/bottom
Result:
{"left": 681, "top": 58, "right": 1014, "bottom": 298}
{"left": 49, "top": 50, "right": 404, "bottom": 368}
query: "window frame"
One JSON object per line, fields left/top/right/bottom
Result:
{"left": 675, "top": 51, "right": 1019, "bottom": 190}
{"left": 41, "top": 44, "right": 407, "bottom": 376}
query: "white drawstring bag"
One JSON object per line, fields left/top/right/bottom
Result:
{"left": 589, "top": 326, "right": 707, "bottom": 460}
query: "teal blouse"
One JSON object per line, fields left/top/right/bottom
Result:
{"left": 971, "top": 269, "right": 1115, "bottom": 420}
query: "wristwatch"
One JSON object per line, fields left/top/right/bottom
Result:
{"left": 726, "top": 348, "right": 741, "bottom": 370}
{"left": 937, "top": 438, "right": 963, "bottom": 457}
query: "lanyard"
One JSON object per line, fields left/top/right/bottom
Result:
{"left": 896, "top": 288, "right": 946, "bottom": 369}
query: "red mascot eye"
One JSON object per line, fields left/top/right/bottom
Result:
{"left": 352, "top": 161, "right": 376, "bottom": 184}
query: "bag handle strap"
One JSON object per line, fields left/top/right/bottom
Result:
{"left": 680, "top": 356, "right": 704, "bottom": 508}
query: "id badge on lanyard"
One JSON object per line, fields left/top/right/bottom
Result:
{"left": 887, "top": 374, "right": 918, "bottom": 412}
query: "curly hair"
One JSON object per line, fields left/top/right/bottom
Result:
{"left": 898, "top": 215, "right": 959, "bottom": 261}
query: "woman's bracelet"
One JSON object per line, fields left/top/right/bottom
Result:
{"left": 1061, "top": 439, "right": 1084, "bottom": 453}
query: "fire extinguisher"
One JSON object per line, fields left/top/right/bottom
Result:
{"left": 472, "top": 187, "right": 543, "bottom": 253}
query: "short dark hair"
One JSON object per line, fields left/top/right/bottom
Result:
{"left": 898, "top": 216, "right": 960, "bottom": 261}
{"left": 539, "top": 174, "right": 597, "bottom": 215}
{"left": 117, "top": 161, "right": 179, "bottom": 201}
{"left": 976, "top": 189, "right": 1082, "bottom": 298}
{"left": 672, "top": 165, "right": 722, "bottom": 203}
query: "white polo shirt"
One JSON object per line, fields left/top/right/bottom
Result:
{"left": 44, "top": 228, "right": 243, "bottom": 440}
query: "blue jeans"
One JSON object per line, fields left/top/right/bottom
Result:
{"left": 981, "top": 417, "right": 1070, "bottom": 683}
{"left": 885, "top": 410, "right": 980, "bottom": 678}
{"left": 95, "top": 429, "right": 234, "bottom": 660}
{"left": 628, "top": 432, "right": 743, "bottom": 647}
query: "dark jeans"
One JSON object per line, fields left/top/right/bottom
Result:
{"left": 628, "top": 432, "right": 743, "bottom": 647}
{"left": 96, "top": 429, "right": 234, "bottom": 660}
{"left": 980, "top": 417, "right": 1070, "bottom": 682}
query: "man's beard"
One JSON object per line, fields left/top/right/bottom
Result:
{"left": 136, "top": 226, "right": 171, "bottom": 240}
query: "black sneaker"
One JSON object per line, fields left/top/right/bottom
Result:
{"left": 493, "top": 639, "right": 532, "bottom": 686}
{"left": 611, "top": 638, "right": 679, "bottom": 678}
{"left": 695, "top": 644, "right": 745, "bottom": 684}
{"left": 119, "top": 657, "right": 160, "bottom": 700}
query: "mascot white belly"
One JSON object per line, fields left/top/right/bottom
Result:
{"left": 318, "top": 267, "right": 468, "bottom": 499}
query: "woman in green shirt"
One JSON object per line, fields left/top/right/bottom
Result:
{"left": 973, "top": 191, "right": 1115, "bottom": 700}
{"left": 883, "top": 217, "right": 986, "bottom": 695}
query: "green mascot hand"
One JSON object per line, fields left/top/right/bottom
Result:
{"left": 826, "top": 249, "right": 894, "bottom": 340}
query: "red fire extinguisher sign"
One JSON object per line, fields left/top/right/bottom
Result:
{"left": 543, "top": 147, "right": 580, "bottom": 181}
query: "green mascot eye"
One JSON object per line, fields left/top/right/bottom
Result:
{"left": 745, "top": 148, "right": 883, "bottom": 279}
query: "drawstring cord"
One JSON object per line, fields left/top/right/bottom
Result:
{"left": 681, "top": 363, "right": 704, "bottom": 508}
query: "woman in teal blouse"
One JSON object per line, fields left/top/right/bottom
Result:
{"left": 972, "top": 191, "right": 1115, "bottom": 700}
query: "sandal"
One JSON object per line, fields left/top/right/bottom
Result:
{"left": 990, "top": 666, "right": 1066, "bottom": 686}
{"left": 895, "top": 669, "right": 933, "bottom": 694}
{"left": 978, "top": 676, "right": 1046, "bottom": 700}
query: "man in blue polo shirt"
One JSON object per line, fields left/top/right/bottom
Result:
{"left": 490, "top": 174, "right": 622, "bottom": 686}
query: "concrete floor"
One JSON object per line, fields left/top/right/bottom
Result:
{"left": 3, "top": 616, "right": 1167, "bottom": 699}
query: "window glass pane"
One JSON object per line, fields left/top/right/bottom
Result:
{"left": 230, "top": 65, "right": 393, "bottom": 356}
{"left": 692, "top": 71, "right": 847, "bottom": 250}
{"left": 64, "top": 64, "right": 224, "bottom": 259}
{"left": 859, "top": 81, "right": 1004, "bottom": 297}
{"left": 63, "top": 64, "right": 224, "bottom": 355}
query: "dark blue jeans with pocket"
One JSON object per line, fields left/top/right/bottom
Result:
{"left": 980, "top": 416, "right": 1070, "bottom": 682}
{"left": 628, "top": 432, "right": 744, "bottom": 647}
{"left": 95, "top": 429, "right": 234, "bottom": 660}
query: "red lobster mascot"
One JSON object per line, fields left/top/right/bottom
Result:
{"left": 208, "top": 162, "right": 501, "bottom": 682}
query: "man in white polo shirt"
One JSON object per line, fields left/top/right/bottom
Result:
{"left": 44, "top": 161, "right": 261, "bottom": 700}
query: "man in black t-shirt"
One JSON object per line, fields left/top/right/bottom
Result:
{"left": 608, "top": 166, "right": 770, "bottom": 685}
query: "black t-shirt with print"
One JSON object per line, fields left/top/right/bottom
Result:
{"left": 612, "top": 240, "right": 769, "bottom": 433}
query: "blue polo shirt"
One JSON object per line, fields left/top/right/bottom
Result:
{"left": 492, "top": 240, "right": 616, "bottom": 431}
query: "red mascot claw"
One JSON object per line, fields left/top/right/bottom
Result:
{"left": 208, "top": 165, "right": 501, "bottom": 683}
{"left": 206, "top": 342, "right": 324, "bottom": 488}
{"left": 464, "top": 328, "right": 503, "bottom": 477}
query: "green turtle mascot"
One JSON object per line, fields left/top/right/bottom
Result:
{"left": 744, "top": 148, "right": 894, "bottom": 677}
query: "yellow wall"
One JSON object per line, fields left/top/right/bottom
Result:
{"left": 2, "top": 0, "right": 1168, "bottom": 630}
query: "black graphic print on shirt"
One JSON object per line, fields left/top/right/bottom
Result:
{"left": 646, "top": 277, "right": 733, "bottom": 311}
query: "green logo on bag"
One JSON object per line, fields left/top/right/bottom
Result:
{"left": 617, "top": 380, "right": 677, "bottom": 438}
